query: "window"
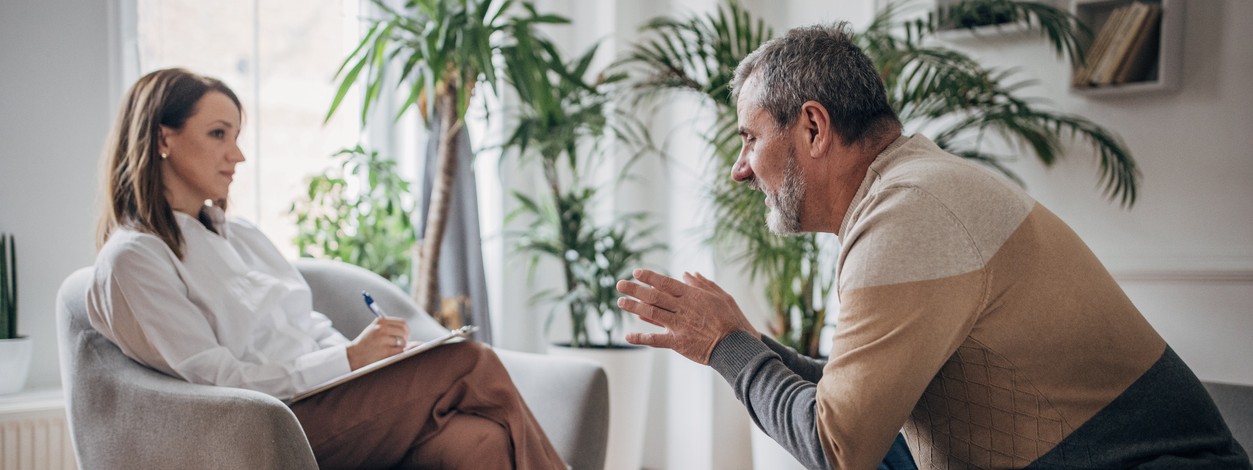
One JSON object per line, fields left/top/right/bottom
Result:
{"left": 130, "top": 0, "right": 365, "bottom": 257}
{"left": 125, "top": 0, "right": 509, "bottom": 337}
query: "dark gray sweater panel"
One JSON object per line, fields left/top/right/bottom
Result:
{"left": 710, "top": 331, "right": 832, "bottom": 469}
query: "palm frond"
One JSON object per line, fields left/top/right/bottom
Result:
{"left": 864, "top": 0, "right": 1137, "bottom": 206}
{"left": 910, "top": 0, "right": 1091, "bottom": 66}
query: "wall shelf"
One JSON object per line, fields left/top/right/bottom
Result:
{"left": 1070, "top": 0, "right": 1184, "bottom": 97}
{"left": 932, "top": 0, "right": 1066, "bottom": 41}
{"left": 933, "top": 20, "right": 1035, "bottom": 43}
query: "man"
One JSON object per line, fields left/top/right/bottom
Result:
{"left": 616, "top": 23, "right": 1250, "bottom": 469}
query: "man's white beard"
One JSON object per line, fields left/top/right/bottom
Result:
{"left": 766, "top": 147, "right": 804, "bottom": 236}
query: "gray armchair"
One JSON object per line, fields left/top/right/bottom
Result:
{"left": 1204, "top": 381, "right": 1253, "bottom": 455}
{"left": 56, "top": 258, "right": 609, "bottom": 469}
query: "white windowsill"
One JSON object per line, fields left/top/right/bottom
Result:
{"left": 0, "top": 387, "right": 65, "bottom": 415}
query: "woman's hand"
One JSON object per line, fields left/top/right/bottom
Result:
{"left": 346, "top": 317, "right": 410, "bottom": 370}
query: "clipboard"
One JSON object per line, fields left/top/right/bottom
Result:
{"left": 289, "top": 325, "right": 479, "bottom": 403}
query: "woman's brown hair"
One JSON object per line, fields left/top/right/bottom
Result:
{"left": 96, "top": 68, "right": 242, "bottom": 258}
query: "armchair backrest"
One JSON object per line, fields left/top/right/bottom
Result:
{"left": 291, "top": 258, "right": 448, "bottom": 341}
{"left": 55, "top": 266, "right": 316, "bottom": 468}
{"left": 1203, "top": 381, "right": 1253, "bottom": 454}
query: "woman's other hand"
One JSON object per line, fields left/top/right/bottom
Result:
{"left": 346, "top": 317, "right": 410, "bottom": 370}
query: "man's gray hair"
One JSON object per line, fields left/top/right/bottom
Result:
{"left": 731, "top": 22, "right": 899, "bottom": 146}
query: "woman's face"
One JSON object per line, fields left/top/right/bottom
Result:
{"left": 159, "top": 91, "right": 245, "bottom": 214}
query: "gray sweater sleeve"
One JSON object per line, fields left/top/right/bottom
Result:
{"left": 709, "top": 331, "right": 832, "bottom": 469}
{"left": 761, "top": 335, "right": 827, "bottom": 382}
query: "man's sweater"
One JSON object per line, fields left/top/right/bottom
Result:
{"left": 710, "top": 134, "right": 1249, "bottom": 469}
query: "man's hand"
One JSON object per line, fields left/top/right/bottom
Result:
{"left": 346, "top": 317, "right": 410, "bottom": 370}
{"left": 616, "top": 269, "right": 760, "bottom": 365}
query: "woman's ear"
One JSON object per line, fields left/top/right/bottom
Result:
{"left": 158, "top": 125, "right": 172, "bottom": 156}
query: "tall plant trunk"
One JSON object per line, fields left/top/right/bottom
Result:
{"left": 541, "top": 158, "right": 587, "bottom": 347}
{"left": 414, "top": 83, "right": 464, "bottom": 316}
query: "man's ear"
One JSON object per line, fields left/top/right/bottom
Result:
{"left": 799, "top": 101, "right": 833, "bottom": 158}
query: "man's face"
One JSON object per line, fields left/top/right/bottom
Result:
{"left": 732, "top": 75, "right": 806, "bottom": 235}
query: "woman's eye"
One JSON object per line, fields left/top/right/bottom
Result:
{"left": 210, "top": 129, "right": 225, "bottom": 138}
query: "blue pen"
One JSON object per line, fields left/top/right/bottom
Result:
{"left": 361, "top": 291, "right": 388, "bottom": 318}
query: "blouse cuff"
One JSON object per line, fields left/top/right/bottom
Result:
{"left": 294, "top": 344, "right": 351, "bottom": 390}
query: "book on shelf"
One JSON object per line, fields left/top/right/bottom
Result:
{"left": 1074, "top": 2, "right": 1162, "bottom": 88}
{"left": 1073, "top": 4, "right": 1129, "bottom": 86}
{"left": 1112, "top": 5, "right": 1162, "bottom": 84}
{"left": 1091, "top": 3, "right": 1146, "bottom": 85}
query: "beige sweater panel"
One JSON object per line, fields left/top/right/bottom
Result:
{"left": 816, "top": 135, "right": 1162, "bottom": 468}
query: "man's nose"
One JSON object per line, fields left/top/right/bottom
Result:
{"left": 731, "top": 153, "right": 753, "bottom": 183}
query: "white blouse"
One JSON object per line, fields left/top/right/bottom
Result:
{"left": 86, "top": 207, "right": 352, "bottom": 400}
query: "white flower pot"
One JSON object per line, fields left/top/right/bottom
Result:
{"left": 0, "top": 336, "right": 33, "bottom": 395}
{"left": 548, "top": 344, "right": 653, "bottom": 470}
{"left": 751, "top": 423, "right": 807, "bottom": 470}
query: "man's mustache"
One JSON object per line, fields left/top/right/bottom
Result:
{"left": 745, "top": 176, "right": 764, "bottom": 193}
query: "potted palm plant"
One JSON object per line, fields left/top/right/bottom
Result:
{"left": 626, "top": 0, "right": 1136, "bottom": 467}
{"left": 0, "top": 233, "right": 32, "bottom": 395}
{"left": 501, "top": 30, "right": 662, "bottom": 470}
{"left": 326, "top": 0, "right": 566, "bottom": 316}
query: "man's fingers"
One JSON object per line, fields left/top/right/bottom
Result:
{"left": 618, "top": 297, "right": 672, "bottom": 326}
{"left": 634, "top": 308, "right": 665, "bottom": 328}
{"left": 617, "top": 279, "right": 680, "bottom": 313}
{"left": 692, "top": 272, "right": 731, "bottom": 296}
{"left": 626, "top": 331, "right": 675, "bottom": 350}
{"left": 633, "top": 269, "right": 687, "bottom": 297}
{"left": 681, "top": 272, "right": 697, "bottom": 286}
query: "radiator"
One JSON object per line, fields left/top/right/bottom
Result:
{"left": 0, "top": 394, "right": 77, "bottom": 470}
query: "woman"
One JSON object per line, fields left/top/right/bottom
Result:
{"left": 87, "top": 68, "right": 566, "bottom": 469}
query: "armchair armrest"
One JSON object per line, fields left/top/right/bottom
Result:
{"left": 64, "top": 332, "right": 317, "bottom": 469}
{"left": 497, "top": 349, "right": 609, "bottom": 470}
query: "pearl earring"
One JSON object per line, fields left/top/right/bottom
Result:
{"left": 160, "top": 153, "right": 168, "bottom": 160}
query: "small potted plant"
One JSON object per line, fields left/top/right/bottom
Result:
{"left": 290, "top": 145, "right": 418, "bottom": 291}
{"left": 0, "top": 233, "right": 32, "bottom": 395}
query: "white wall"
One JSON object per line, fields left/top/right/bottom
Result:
{"left": 936, "top": 0, "right": 1253, "bottom": 385}
{"left": 0, "top": 0, "right": 113, "bottom": 390}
